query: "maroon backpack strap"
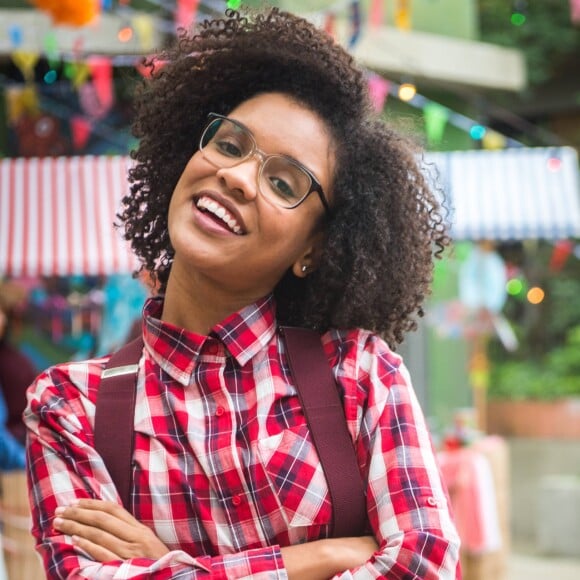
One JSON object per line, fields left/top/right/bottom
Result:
{"left": 280, "top": 326, "right": 367, "bottom": 538}
{"left": 94, "top": 336, "right": 144, "bottom": 510}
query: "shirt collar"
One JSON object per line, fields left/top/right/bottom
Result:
{"left": 211, "top": 295, "right": 277, "bottom": 366}
{"left": 142, "top": 295, "right": 277, "bottom": 384}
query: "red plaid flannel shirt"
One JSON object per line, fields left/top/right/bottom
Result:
{"left": 25, "top": 296, "right": 460, "bottom": 579}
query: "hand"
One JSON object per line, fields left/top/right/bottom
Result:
{"left": 281, "top": 535, "right": 378, "bottom": 579}
{"left": 53, "top": 499, "right": 170, "bottom": 562}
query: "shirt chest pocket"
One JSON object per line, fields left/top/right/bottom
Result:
{"left": 256, "top": 424, "right": 332, "bottom": 531}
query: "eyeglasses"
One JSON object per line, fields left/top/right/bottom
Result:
{"left": 199, "top": 113, "right": 331, "bottom": 214}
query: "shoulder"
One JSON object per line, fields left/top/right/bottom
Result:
{"left": 321, "top": 327, "right": 404, "bottom": 379}
{"left": 319, "top": 328, "right": 414, "bottom": 440}
{"left": 323, "top": 328, "right": 411, "bottom": 409}
{"left": 26, "top": 356, "right": 110, "bottom": 409}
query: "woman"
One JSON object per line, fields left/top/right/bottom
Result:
{"left": 25, "top": 8, "right": 460, "bottom": 579}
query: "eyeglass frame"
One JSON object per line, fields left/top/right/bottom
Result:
{"left": 198, "top": 113, "right": 331, "bottom": 215}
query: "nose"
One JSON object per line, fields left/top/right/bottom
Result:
{"left": 216, "top": 155, "right": 261, "bottom": 202}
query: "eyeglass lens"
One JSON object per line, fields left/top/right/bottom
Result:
{"left": 200, "top": 118, "right": 313, "bottom": 208}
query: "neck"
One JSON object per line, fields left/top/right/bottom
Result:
{"left": 161, "top": 265, "right": 266, "bottom": 335}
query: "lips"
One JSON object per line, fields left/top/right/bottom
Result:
{"left": 194, "top": 194, "right": 246, "bottom": 235}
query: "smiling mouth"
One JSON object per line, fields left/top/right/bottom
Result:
{"left": 195, "top": 196, "right": 244, "bottom": 235}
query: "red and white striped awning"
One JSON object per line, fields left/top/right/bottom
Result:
{"left": 0, "top": 156, "right": 138, "bottom": 277}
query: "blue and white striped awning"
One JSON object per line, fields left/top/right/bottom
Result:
{"left": 425, "top": 146, "right": 580, "bottom": 241}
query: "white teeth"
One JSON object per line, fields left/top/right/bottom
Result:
{"left": 196, "top": 197, "right": 242, "bottom": 234}
{"left": 225, "top": 216, "right": 238, "bottom": 231}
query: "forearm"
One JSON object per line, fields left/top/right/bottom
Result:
{"left": 279, "top": 525, "right": 459, "bottom": 580}
{"left": 41, "top": 544, "right": 285, "bottom": 580}
{"left": 330, "top": 530, "right": 460, "bottom": 580}
{"left": 281, "top": 537, "right": 379, "bottom": 580}
{"left": 282, "top": 542, "right": 331, "bottom": 580}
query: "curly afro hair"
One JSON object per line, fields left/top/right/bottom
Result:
{"left": 119, "top": 7, "right": 450, "bottom": 346}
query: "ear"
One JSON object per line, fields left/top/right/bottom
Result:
{"left": 292, "top": 231, "right": 326, "bottom": 278}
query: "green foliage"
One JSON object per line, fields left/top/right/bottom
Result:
{"left": 489, "top": 241, "right": 580, "bottom": 400}
{"left": 479, "top": 0, "right": 580, "bottom": 85}
{"left": 490, "top": 325, "right": 580, "bottom": 400}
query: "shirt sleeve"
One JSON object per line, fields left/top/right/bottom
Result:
{"left": 330, "top": 332, "right": 461, "bottom": 579}
{"left": 24, "top": 363, "right": 287, "bottom": 580}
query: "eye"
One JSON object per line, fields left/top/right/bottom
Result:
{"left": 263, "top": 157, "right": 310, "bottom": 202}
{"left": 214, "top": 138, "right": 244, "bottom": 158}
{"left": 268, "top": 176, "right": 300, "bottom": 200}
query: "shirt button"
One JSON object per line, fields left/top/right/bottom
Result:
{"left": 215, "top": 406, "right": 225, "bottom": 417}
{"left": 427, "top": 496, "right": 441, "bottom": 507}
{"left": 207, "top": 343, "right": 218, "bottom": 355}
{"left": 231, "top": 495, "right": 242, "bottom": 506}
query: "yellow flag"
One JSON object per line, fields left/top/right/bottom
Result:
{"left": 71, "top": 62, "right": 91, "bottom": 89}
{"left": 395, "top": 0, "right": 412, "bottom": 31}
{"left": 11, "top": 50, "right": 40, "bottom": 82}
{"left": 6, "top": 85, "right": 40, "bottom": 122}
{"left": 132, "top": 14, "right": 155, "bottom": 51}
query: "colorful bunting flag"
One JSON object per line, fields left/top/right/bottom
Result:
{"left": 367, "top": 74, "right": 390, "bottom": 112}
{"left": 395, "top": 0, "right": 412, "bottom": 31}
{"left": 348, "top": 1, "right": 361, "bottom": 48}
{"left": 11, "top": 50, "right": 40, "bottom": 83}
{"left": 43, "top": 31, "right": 60, "bottom": 68}
{"left": 87, "top": 55, "right": 114, "bottom": 114}
{"left": 175, "top": 0, "right": 200, "bottom": 31}
{"left": 324, "top": 12, "right": 336, "bottom": 38}
{"left": 132, "top": 14, "right": 155, "bottom": 51}
{"left": 9, "top": 25, "right": 23, "bottom": 48}
{"left": 79, "top": 81, "right": 108, "bottom": 119}
{"left": 423, "top": 102, "right": 449, "bottom": 147}
{"left": 70, "top": 115, "right": 93, "bottom": 151}
{"left": 6, "top": 85, "right": 40, "bottom": 123}
{"left": 549, "top": 240, "right": 574, "bottom": 271}
{"left": 370, "top": 0, "right": 383, "bottom": 28}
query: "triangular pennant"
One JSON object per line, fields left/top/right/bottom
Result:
{"left": 70, "top": 115, "right": 93, "bottom": 151}
{"left": 395, "top": 0, "right": 412, "bottom": 30}
{"left": 423, "top": 102, "right": 449, "bottom": 147}
{"left": 87, "top": 55, "right": 114, "bottom": 113}
{"left": 370, "top": 0, "right": 383, "bottom": 28}
{"left": 368, "top": 74, "right": 390, "bottom": 112}
{"left": 348, "top": 1, "right": 362, "bottom": 48}
{"left": 175, "top": 0, "right": 200, "bottom": 31}
{"left": 11, "top": 50, "right": 40, "bottom": 82}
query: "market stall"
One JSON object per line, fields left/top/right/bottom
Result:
{"left": 425, "top": 145, "right": 580, "bottom": 241}
{"left": 0, "top": 155, "right": 137, "bottom": 277}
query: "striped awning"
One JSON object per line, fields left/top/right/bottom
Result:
{"left": 2, "top": 148, "right": 579, "bottom": 278}
{"left": 0, "top": 156, "right": 137, "bottom": 277}
{"left": 425, "top": 146, "right": 580, "bottom": 241}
